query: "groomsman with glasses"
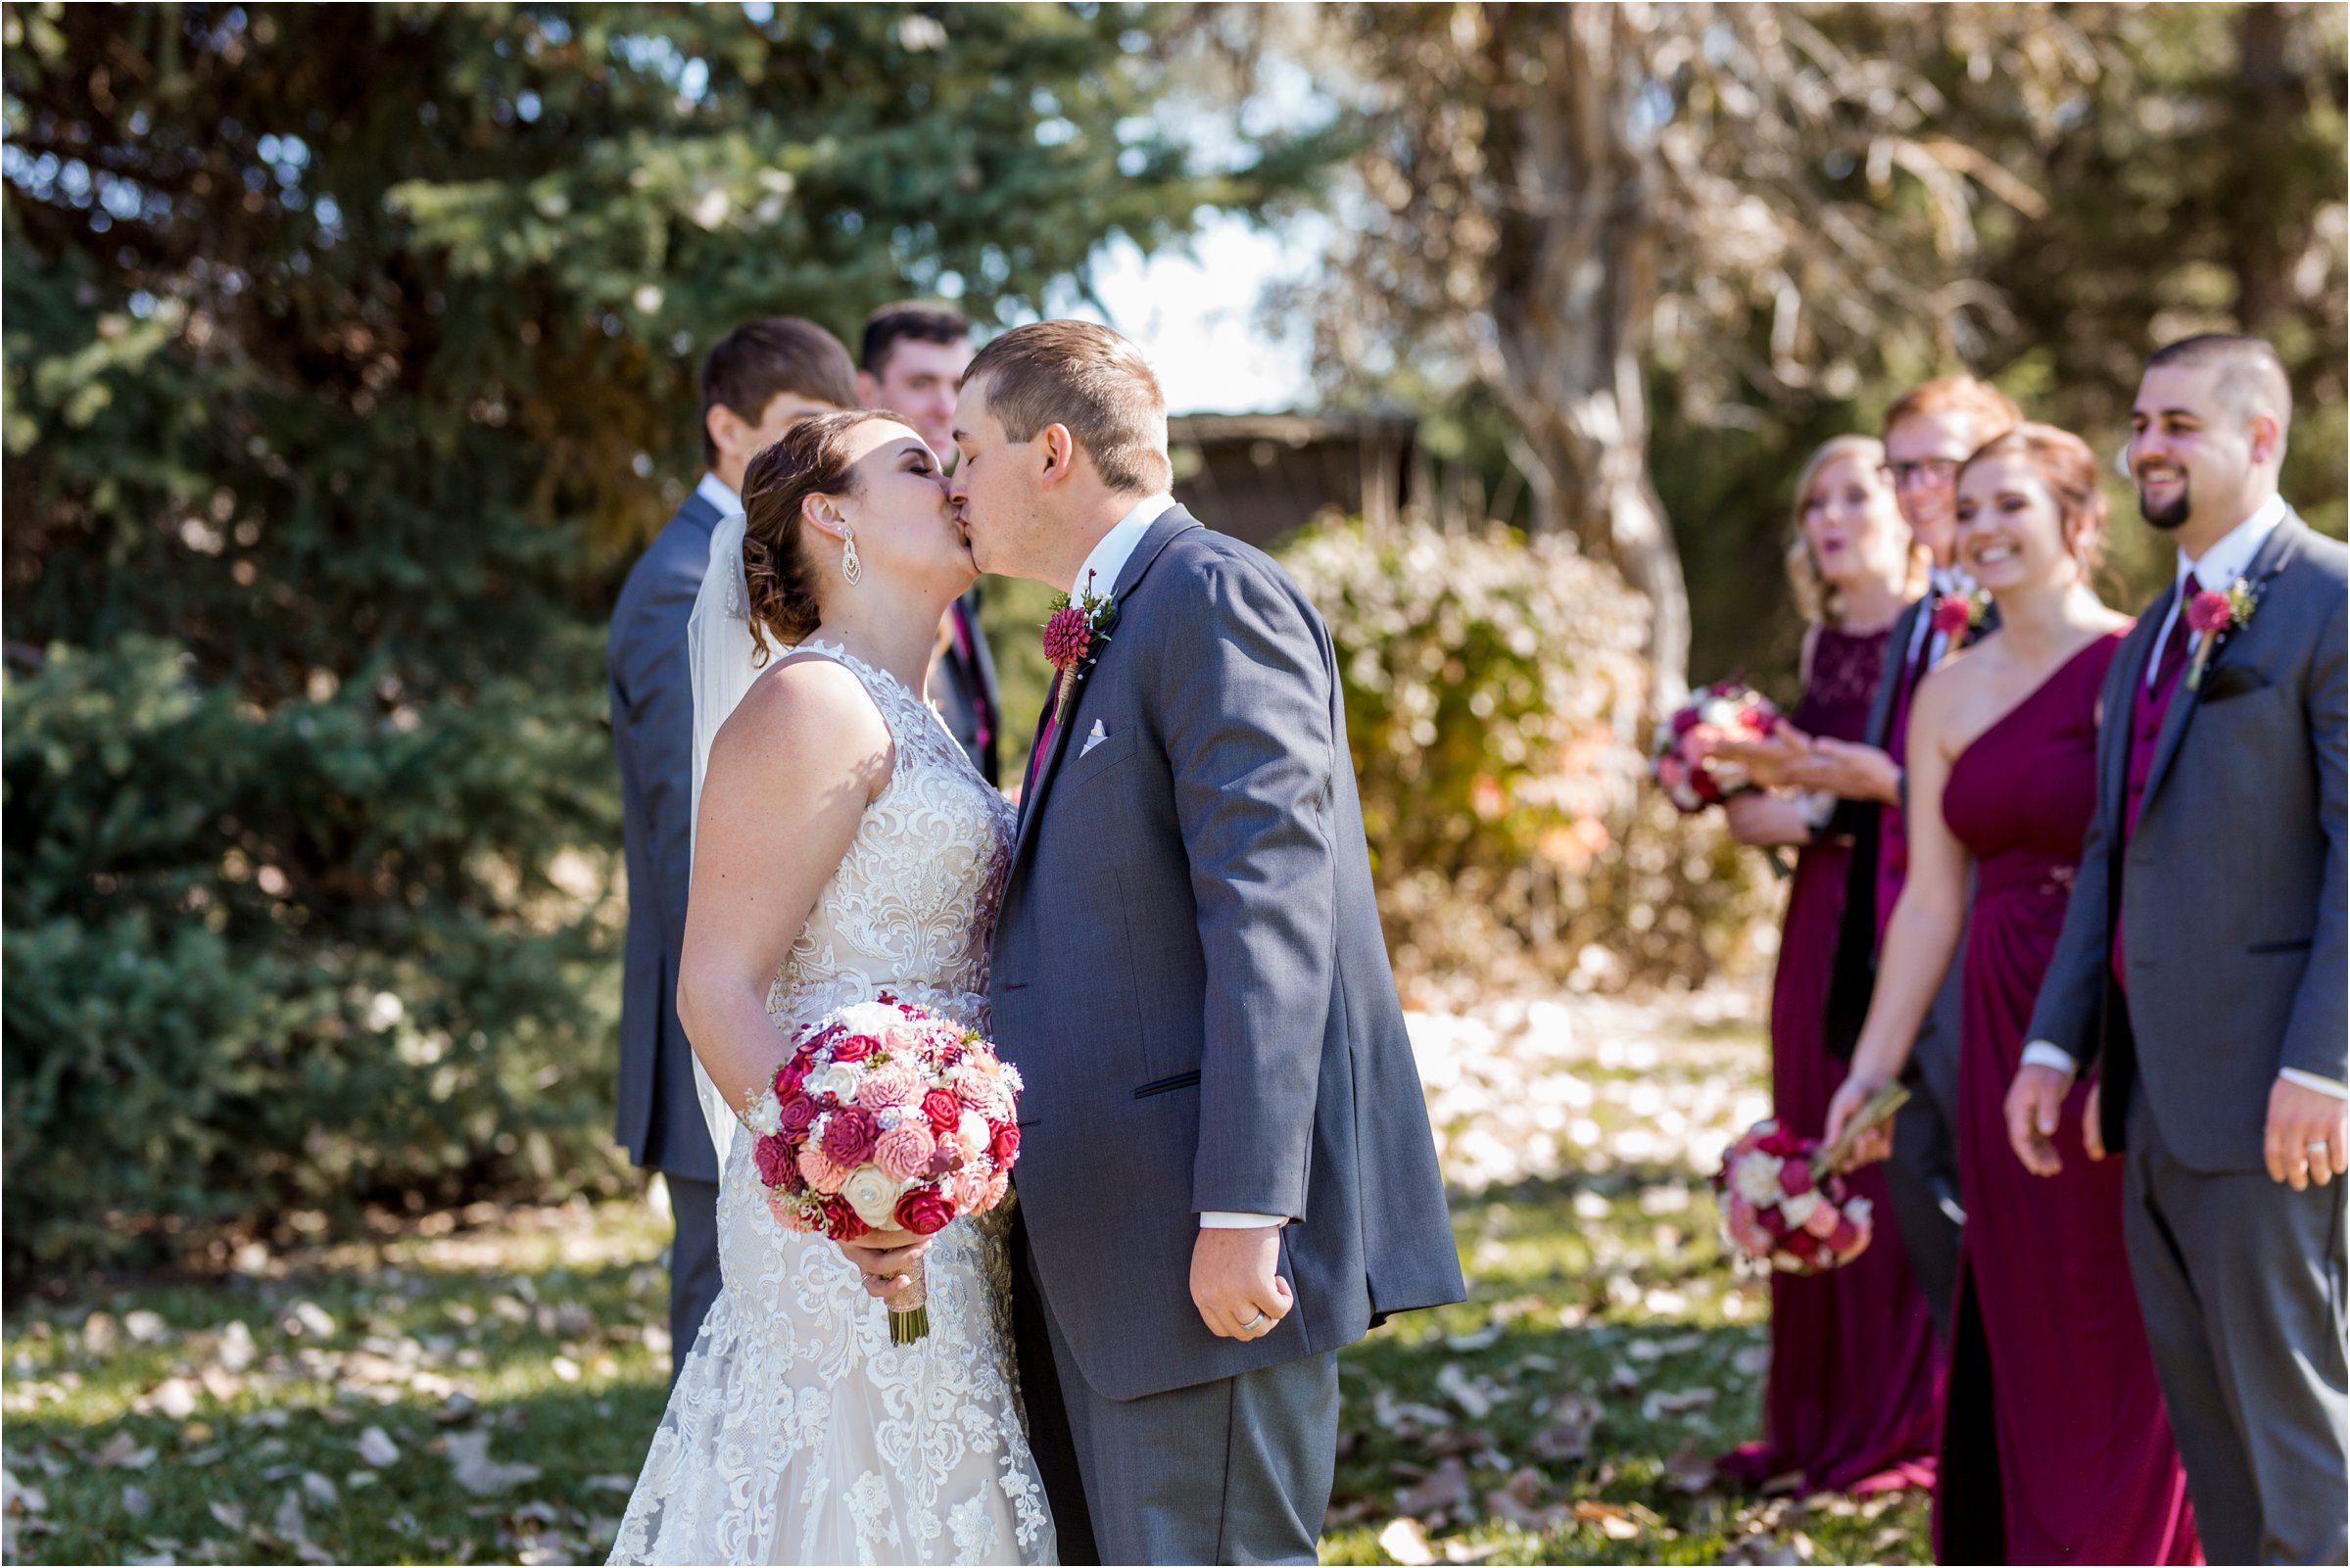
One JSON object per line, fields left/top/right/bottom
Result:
{"left": 609, "top": 318, "right": 859, "bottom": 1380}
{"left": 859, "top": 301, "right": 1003, "bottom": 787}
{"left": 2014, "top": 335, "right": 2346, "bottom": 1565}
{"left": 1726, "top": 377, "right": 2021, "bottom": 1340}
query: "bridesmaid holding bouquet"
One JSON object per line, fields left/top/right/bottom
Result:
{"left": 1717, "top": 436, "right": 1942, "bottom": 1496}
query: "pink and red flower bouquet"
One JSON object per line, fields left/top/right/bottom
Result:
{"left": 1649, "top": 679, "right": 1782, "bottom": 814}
{"left": 747, "top": 994, "right": 1022, "bottom": 1343}
{"left": 1712, "top": 1082, "right": 1907, "bottom": 1274}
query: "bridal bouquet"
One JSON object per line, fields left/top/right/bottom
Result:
{"left": 1650, "top": 679, "right": 1782, "bottom": 813}
{"left": 749, "top": 995, "right": 1022, "bottom": 1343}
{"left": 1713, "top": 1083, "right": 1907, "bottom": 1274}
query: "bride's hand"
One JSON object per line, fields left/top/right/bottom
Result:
{"left": 839, "top": 1228, "right": 930, "bottom": 1300}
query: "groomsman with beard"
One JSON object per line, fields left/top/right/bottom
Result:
{"left": 859, "top": 301, "right": 1002, "bottom": 786}
{"left": 1728, "top": 377, "right": 2020, "bottom": 1339}
{"left": 2012, "top": 334, "right": 2346, "bottom": 1564}
{"left": 609, "top": 318, "right": 858, "bottom": 1379}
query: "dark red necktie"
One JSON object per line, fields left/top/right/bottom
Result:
{"left": 1023, "top": 672, "right": 1065, "bottom": 799}
{"left": 2150, "top": 573, "right": 2204, "bottom": 693}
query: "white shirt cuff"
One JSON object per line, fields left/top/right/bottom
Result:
{"left": 1199, "top": 1212, "right": 1283, "bottom": 1229}
{"left": 2278, "top": 1069, "right": 2349, "bottom": 1100}
{"left": 2020, "top": 1041, "right": 2080, "bottom": 1076}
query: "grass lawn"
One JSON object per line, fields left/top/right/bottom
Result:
{"left": 4, "top": 991, "right": 1932, "bottom": 1565}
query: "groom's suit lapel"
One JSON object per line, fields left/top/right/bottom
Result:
{"left": 1005, "top": 506, "right": 1205, "bottom": 890}
{"left": 2136, "top": 512, "right": 2302, "bottom": 824}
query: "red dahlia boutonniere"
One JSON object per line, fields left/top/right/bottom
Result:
{"left": 1041, "top": 571, "right": 1119, "bottom": 723}
{"left": 1930, "top": 588, "right": 1990, "bottom": 641}
{"left": 2183, "top": 577, "right": 2259, "bottom": 691}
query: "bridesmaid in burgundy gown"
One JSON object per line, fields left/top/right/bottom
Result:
{"left": 1829, "top": 426, "right": 2197, "bottom": 1563}
{"left": 1719, "top": 437, "right": 1941, "bottom": 1495}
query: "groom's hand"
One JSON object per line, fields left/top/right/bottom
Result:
{"left": 1190, "top": 1225, "right": 1292, "bottom": 1341}
{"left": 838, "top": 1228, "right": 930, "bottom": 1300}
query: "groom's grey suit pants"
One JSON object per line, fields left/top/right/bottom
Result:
{"left": 1027, "top": 1249, "right": 1338, "bottom": 1565}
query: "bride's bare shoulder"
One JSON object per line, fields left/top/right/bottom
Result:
{"left": 714, "top": 654, "right": 890, "bottom": 778}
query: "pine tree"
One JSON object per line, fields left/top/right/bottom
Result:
{"left": 1, "top": 2, "right": 1317, "bottom": 1272}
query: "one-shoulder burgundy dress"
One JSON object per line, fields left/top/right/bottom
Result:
{"left": 1934, "top": 629, "right": 2198, "bottom": 1564}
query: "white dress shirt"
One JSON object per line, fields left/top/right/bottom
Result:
{"left": 2140, "top": 494, "right": 2286, "bottom": 689}
{"left": 1068, "top": 493, "right": 1175, "bottom": 600}
{"left": 695, "top": 470, "right": 744, "bottom": 519}
{"left": 1059, "top": 495, "right": 1282, "bottom": 1228}
{"left": 2019, "top": 494, "right": 2339, "bottom": 1097}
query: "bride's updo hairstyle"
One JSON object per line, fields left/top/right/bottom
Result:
{"left": 740, "top": 408, "right": 904, "bottom": 660}
{"left": 1959, "top": 422, "right": 2108, "bottom": 575}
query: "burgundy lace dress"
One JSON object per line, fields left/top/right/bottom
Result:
{"left": 1720, "top": 625, "right": 1942, "bottom": 1495}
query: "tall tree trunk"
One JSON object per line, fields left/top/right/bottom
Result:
{"left": 1476, "top": 3, "right": 1693, "bottom": 704}
{"left": 2229, "top": 3, "right": 2303, "bottom": 335}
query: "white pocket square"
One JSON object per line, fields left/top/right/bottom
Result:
{"left": 1080, "top": 721, "right": 1108, "bottom": 756}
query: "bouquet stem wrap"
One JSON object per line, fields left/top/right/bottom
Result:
{"left": 887, "top": 1258, "right": 930, "bottom": 1346}
{"left": 1813, "top": 1081, "right": 1910, "bottom": 1177}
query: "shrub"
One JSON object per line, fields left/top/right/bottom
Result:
{"left": 1277, "top": 514, "right": 1775, "bottom": 999}
{"left": 2, "top": 637, "right": 627, "bottom": 1280}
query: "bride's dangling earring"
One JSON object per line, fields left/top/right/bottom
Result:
{"left": 840, "top": 531, "right": 861, "bottom": 587}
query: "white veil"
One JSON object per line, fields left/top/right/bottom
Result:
{"left": 683, "top": 506, "right": 764, "bottom": 1170}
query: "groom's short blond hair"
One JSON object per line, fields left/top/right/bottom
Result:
{"left": 962, "top": 320, "right": 1173, "bottom": 496}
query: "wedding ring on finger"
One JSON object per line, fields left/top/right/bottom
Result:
{"left": 2310, "top": 1142, "right": 2332, "bottom": 1160}
{"left": 1239, "top": 1310, "right": 1268, "bottom": 1334}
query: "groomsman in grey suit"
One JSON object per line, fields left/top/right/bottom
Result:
{"left": 941, "top": 321, "right": 1465, "bottom": 1563}
{"left": 2013, "top": 335, "right": 2346, "bottom": 1565}
{"left": 858, "top": 302, "right": 1002, "bottom": 784}
{"left": 608, "top": 318, "right": 857, "bottom": 1376}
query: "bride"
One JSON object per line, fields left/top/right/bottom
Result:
{"left": 608, "top": 411, "right": 1057, "bottom": 1566}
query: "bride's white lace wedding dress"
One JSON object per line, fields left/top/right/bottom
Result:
{"left": 609, "top": 642, "right": 1057, "bottom": 1567}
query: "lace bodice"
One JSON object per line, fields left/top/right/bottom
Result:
{"left": 764, "top": 641, "right": 1018, "bottom": 1038}
{"left": 609, "top": 641, "right": 1051, "bottom": 1567}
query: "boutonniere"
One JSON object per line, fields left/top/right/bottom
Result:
{"left": 2183, "top": 577, "right": 2260, "bottom": 691}
{"left": 1929, "top": 588, "right": 1990, "bottom": 641}
{"left": 1040, "top": 570, "right": 1119, "bottom": 725}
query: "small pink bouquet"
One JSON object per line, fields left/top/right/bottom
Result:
{"left": 748, "top": 994, "right": 1022, "bottom": 1343}
{"left": 1650, "top": 679, "right": 1782, "bottom": 814}
{"left": 1712, "top": 1083, "right": 1906, "bottom": 1274}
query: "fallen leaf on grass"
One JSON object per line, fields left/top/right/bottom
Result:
{"left": 1663, "top": 1437, "right": 1719, "bottom": 1494}
{"left": 584, "top": 1475, "right": 637, "bottom": 1494}
{"left": 94, "top": 1432, "right": 160, "bottom": 1470}
{"left": 1571, "top": 1499, "right": 1644, "bottom": 1541}
{"left": 1433, "top": 1363, "right": 1505, "bottom": 1420}
{"left": 358, "top": 1426, "right": 401, "bottom": 1467}
{"left": 1528, "top": 1392, "right": 1600, "bottom": 1463}
{"left": 4, "top": 1468, "right": 48, "bottom": 1514}
{"left": 302, "top": 1471, "right": 338, "bottom": 1506}
{"left": 1376, "top": 1515, "right": 1436, "bottom": 1566}
{"left": 216, "top": 1321, "right": 258, "bottom": 1371}
{"left": 208, "top": 1501, "right": 246, "bottom": 1532}
{"left": 1394, "top": 1456, "right": 1472, "bottom": 1519}
{"left": 439, "top": 1430, "right": 542, "bottom": 1495}
{"left": 1483, "top": 1468, "right": 1567, "bottom": 1533}
{"left": 1641, "top": 1386, "right": 1717, "bottom": 1421}
{"left": 122, "top": 1484, "right": 154, "bottom": 1518}
{"left": 124, "top": 1310, "right": 170, "bottom": 1345}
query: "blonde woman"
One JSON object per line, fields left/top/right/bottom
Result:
{"left": 1717, "top": 436, "right": 1942, "bottom": 1496}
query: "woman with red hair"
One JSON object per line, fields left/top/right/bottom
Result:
{"left": 1827, "top": 426, "right": 2199, "bottom": 1562}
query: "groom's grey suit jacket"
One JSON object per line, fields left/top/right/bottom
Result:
{"left": 990, "top": 505, "right": 1465, "bottom": 1402}
{"left": 2026, "top": 511, "right": 2347, "bottom": 1168}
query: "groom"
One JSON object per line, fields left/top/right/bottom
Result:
{"left": 2012, "top": 334, "right": 2346, "bottom": 1564}
{"left": 944, "top": 320, "right": 1464, "bottom": 1564}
